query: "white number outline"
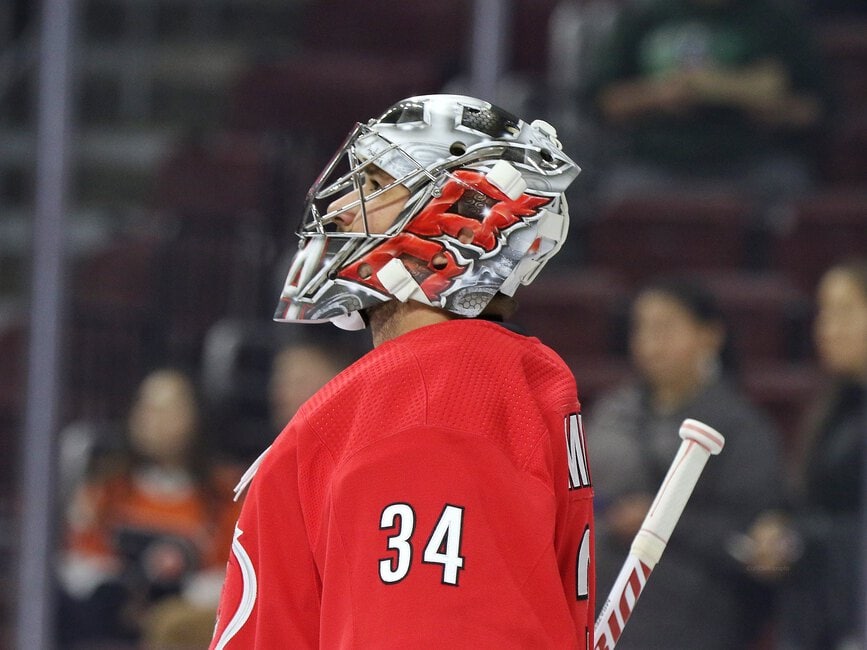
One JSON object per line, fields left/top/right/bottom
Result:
{"left": 422, "top": 504, "right": 466, "bottom": 586}
{"left": 576, "top": 524, "right": 591, "bottom": 601}
{"left": 379, "top": 503, "right": 467, "bottom": 586}
{"left": 379, "top": 503, "right": 415, "bottom": 584}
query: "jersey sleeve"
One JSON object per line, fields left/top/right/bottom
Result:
{"left": 314, "top": 421, "right": 593, "bottom": 649}
{"left": 209, "top": 429, "right": 323, "bottom": 649}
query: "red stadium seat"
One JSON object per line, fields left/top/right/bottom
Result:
{"left": 697, "top": 271, "right": 811, "bottom": 367}
{"left": 69, "top": 236, "right": 164, "bottom": 419}
{"left": 0, "top": 318, "right": 23, "bottom": 529}
{"left": 228, "top": 53, "right": 448, "bottom": 150}
{"left": 585, "top": 192, "right": 757, "bottom": 283}
{"left": 819, "top": 19, "right": 867, "bottom": 110}
{"left": 297, "top": 0, "right": 468, "bottom": 61}
{"left": 511, "top": 0, "right": 561, "bottom": 75}
{"left": 153, "top": 133, "right": 273, "bottom": 218}
{"left": 513, "top": 267, "right": 630, "bottom": 359}
{"left": 0, "top": 317, "right": 25, "bottom": 424}
{"left": 816, "top": 20, "right": 867, "bottom": 185}
{"left": 741, "top": 362, "right": 822, "bottom": 457}
{"left": 72, "top": 235, "right": 162, "bottom": 314}
{"left": 818, "top": 113, "right": 867, "bottom": 187}
{"left": 228, "top": 0, "right": 468, "bottom": 148}
{"left": 768, "top": 189, "right": 867, "bottom": 293}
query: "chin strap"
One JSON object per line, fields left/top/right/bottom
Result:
{"left": 330, "top": 311, "right": 367, "bottom": 331}
{"left": 329, "top": 258, "right": 431, "bottom": 330}
{"left": 376, "top": 258, "right": 433, "bottom": 305}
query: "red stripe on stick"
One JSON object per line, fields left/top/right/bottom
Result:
{"left": 681, "top": 421, "right": 722, "bottom": 452}
{"left": 607, "top": 610, "right": 622, "bottom": 642}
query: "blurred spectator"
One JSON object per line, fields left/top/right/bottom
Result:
{"left": 587, "top": 276, "right": 784, "bottom": 649}
{"left": 741, "top": 259, "right": 867, "bottom": 649}
{"left": 587, "top": 0, "right": 827, "bottom": 202}
{"left": 56, "top": 369, "right": 241, "bottom": 648}
{"left": 198, "top": 318, "right": 360, "bottom": 461}
{"left": 267, "top": 341, "right": 347, "bottom": 434}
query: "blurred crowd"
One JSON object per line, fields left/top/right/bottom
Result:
{"left": 575, "top": 2, "right": 865, "bottom": 647}
{"left": 584, "top": 0, "right": 827, "bottom": 205}
{"left": 55, "top": 341, "right": 350, "bottom": 648}
{"left": 590, "top": 260, "right": 867, "bottom": 649}
{"left": 0, "top": 0, "right": 864, "bottom": 647}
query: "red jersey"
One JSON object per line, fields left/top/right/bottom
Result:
{"left": 211, "top": 319, "right": 595, "bottom": 648}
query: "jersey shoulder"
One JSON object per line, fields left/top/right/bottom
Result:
{"left": 293, "top": 319, "right": 578, "bottom": 469}
{"left": 416, "top": 319, "right": 578, "bottom": 410}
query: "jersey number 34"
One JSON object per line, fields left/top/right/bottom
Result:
{"left": 379, "top": 503, "right": 465, "bottom": 586}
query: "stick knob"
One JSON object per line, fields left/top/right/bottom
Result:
{"left": 679, "top": 418, "right": 725, "bottom": 455}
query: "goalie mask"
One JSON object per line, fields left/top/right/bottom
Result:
{"left": 274, "top": 94, "right": 581, "bottom": 330}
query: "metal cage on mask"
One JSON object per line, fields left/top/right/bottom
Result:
{"left": 300, "top": 124, "right": 438, "bottom": 239}
{"left": 275, "top": 94, "right": 581, "bottom": 331}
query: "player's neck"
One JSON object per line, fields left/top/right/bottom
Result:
{"left": 368, "top": 300, "right": 455, "bottom": 347}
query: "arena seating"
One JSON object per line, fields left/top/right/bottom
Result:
{"left": 49, "top": 0, "right": 867, "bottom": 469}
{"left": 696, "top": 270, "right": 812, "bottom": 367}
{"left": 585, "top": 191, "right": 758, "bottom": 282}
{"left": 741, "top": 362, "right": 823, "bottom": 460}
{"left": 227, "top": 0, "right": 468, "bottom": 150}
{"left": 768, "top": 188, "right": 867, "bottom": 293}
{"left": 514, "top": 268, "right": 630, "bottom": 360}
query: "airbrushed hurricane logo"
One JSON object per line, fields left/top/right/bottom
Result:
{"left": 338, "top": 169, "right": 551, "bottom": 302}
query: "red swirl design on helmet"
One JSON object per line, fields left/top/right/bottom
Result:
{"left": 337, "top": 169, "right": 551, "bottom": 303}
{"left": 407, "top": 170, "right": 551, "bottom": 252}
{"left": 339, "top": 234, "right": 463, "bottom": 298}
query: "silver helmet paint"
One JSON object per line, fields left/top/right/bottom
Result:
{"left": 274, "top": 94, "right": 581, "bottom": 330}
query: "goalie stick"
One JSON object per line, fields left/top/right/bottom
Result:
{"left": 594, "top": 418, "right": 726, "bottom": 650}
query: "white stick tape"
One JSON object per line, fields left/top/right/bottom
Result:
{"left": 594, "top": 419, "right": 725, "bottom": 650}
